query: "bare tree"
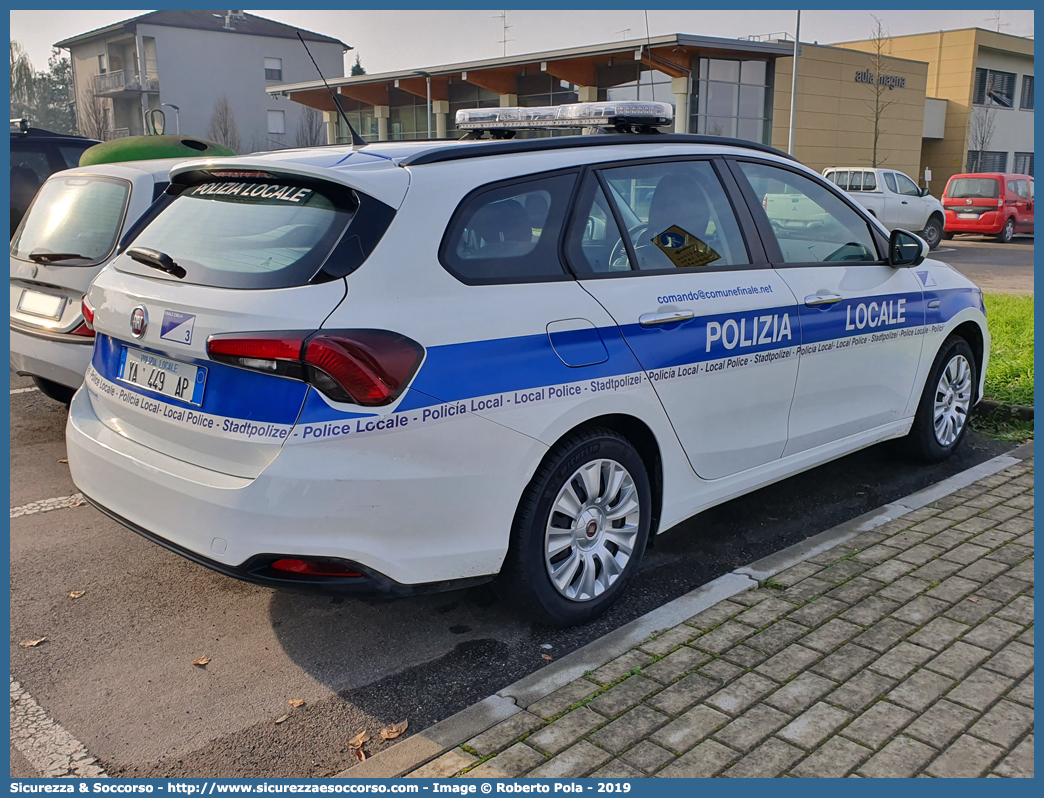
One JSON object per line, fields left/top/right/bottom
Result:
{"left": 294, "top": 106, "right": 325, "bottom": 147}
{"left": 75, "top": 85, "right": 112, "bottom": 141}
{"left": 860, "top": 15, "right": 896, "bottom": 167}
{"left": 208, "top": 95, "right": 241, "bottom": 153}
{"left": 10, "top": 41, "right": 35, "bottom": 118}
{"left": 968, "top": 94, "right": 998, "bottom": 171}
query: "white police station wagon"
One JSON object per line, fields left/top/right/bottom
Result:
{"left": 67, "top": 102, "right": 989, "bottom": 625}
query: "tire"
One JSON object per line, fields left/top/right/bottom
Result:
{"left": 942, "top": 232, "right": 955, "bottom": 240}
{"left": 497, "top": 428, "right": 652, "bottom": 626}
{"left": 31, "top": 376, "right": 76, "bottom": 405}
{"left": 921, "top": 216, "right": 944, "bottom": 250}
{"left": 904, "top": 336, "right": 977, "bottom": 463}
{"left": 996, "top": 217, "right": 1015, "bottom": 243}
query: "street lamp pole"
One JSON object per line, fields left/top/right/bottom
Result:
{"left": 414, "top": 70, "right": 432, "bottom": 140}
{"left": 161, "top": 102, "right": 180, "bottom": 134}
{"left": 787, "top": 11, "right": 800, "bottom": 155}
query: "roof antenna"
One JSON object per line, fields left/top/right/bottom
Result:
{"left": 296, "top": 31, "right": 366, "bottom": 148}
{"left": 642, "top": 11, "right": 656, "bottom": 103}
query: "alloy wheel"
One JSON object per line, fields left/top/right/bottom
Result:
{"left": 544, "top": 459, "right": 640, "bottom": 602}
{"left": 933, "top": 354, "right": 972, "bottom": 446}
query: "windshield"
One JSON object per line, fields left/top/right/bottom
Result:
{"left": 118, "top": 179, "right": 357, "bottom": 289}
{"left": 11, "top": 175, "right": 130, "bottom": 265}
{"left": 947, "top": 178, "right": 1000, "bottom": 199}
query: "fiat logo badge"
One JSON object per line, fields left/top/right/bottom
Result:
{"left": 966, "top": 199, "right": 973, "bottom": 205}
{"left": 130, "top": 306, "right": 148, "bottom": 338}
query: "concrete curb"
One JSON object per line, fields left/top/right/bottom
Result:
{"left": 336, "top": 445, "right": 1032, "bottom": 778}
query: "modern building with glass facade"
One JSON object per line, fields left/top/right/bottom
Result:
{"left": 269, "top": 28, "right": 1032, "bottom": 187}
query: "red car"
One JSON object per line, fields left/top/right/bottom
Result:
{"left": 942, "top": 172, "right": 1034, "bottom": 243}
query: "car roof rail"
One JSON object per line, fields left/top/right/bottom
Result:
{"left": 399, "top": 133, "right": 797, "bottom": 167}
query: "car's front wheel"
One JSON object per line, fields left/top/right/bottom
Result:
{"left": 904, "top": 336, "right": 977, "bottom": 462}
{"left": 997, "top": 217, "right": 1016, "bottom": 243}
{"left": 921, "top": 216, "right": 944, "bottom": 250}
{"left": 499, "top": 428, "right": 652, "bottom": 626}
{"left": 31, "top": 376, "right": 76, "bottom": 405}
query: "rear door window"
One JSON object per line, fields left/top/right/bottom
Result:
{"left": 440, "top": 172, "right": 577, "bottom": 284}
{"left": 11, "top": 174, "right": 130, "bottom": 265}
{"left": 115, "top": 178, "right": 385, "bottom": 289}
{"left": 598, "top": 159, "right": 750, "bottom": 271}
{"left": 883, "top": 172, "right": 898, "bottom": 193}
{"left": 833, "top": 171, "right": 850, "bottom": 190}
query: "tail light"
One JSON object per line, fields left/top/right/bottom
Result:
{"left": 70, "top": 322, "right": 95, "bottom": 337}
{"left": 81, "top": 294, "right": 95, "bottom": 331}
{"left": 206, "top": 329, "right": 424, "bottom": 407}
{"left": 270, "top": 558, "right": 362, "bottom": 578}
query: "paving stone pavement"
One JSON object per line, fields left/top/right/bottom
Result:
{"left": 406, "top": 458, "right": 1034, "bottom": 778}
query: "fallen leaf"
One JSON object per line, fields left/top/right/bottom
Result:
{"left": 969, "top": 597, "right": 979, "bottom": 603}
{"left": 192, "top": 656, "right": 211, "bottom": 667}
{"left": 58, "top": 458, "right": 68, "bottom": 464}
{"left": 18, "top": 637, "right": 48, "bottom": 648}
{"left": 275, "top": 714, "right": 290, "bottom": 724}
{"left": 380, "top": 720, "right": 408, "bottom": 740}
{"left": 68, "top": 500, "right": 84, "bottom": 507}
{"left": 348, "top": 730, "right": 370, "bottom": 749}
{"left": 542, "top": 654, "right": 553, "bottom": 661}
{"left": 288, "top": 699, "right": 306, "bottom": 708}
{"left": 354, "top": 748, "right": 366, "bottom": 762}
{"left": 69, "top": 591, "right": 86, "bottom": 599}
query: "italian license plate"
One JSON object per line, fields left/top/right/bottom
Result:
{"left": 18, "top": 289, "right": 66, "bottom": 319}
{"left": 117, "top": 346, "right": 207, "bottom": 406}
{"left": 958, "top": 212, "right": 979, "bottom": 219}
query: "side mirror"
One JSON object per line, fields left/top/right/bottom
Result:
{"left": 889, "top": 228, "right": 928, "bottom": 267}
{"left": 921, "top": 187, "right": 931, "bottom": 197}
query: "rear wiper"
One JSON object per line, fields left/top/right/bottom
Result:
{"left": 127, "top": 246, "right": 186, "bottom": 279}
{"left": 28, "top": 249, "right": 89, "bottom": 263}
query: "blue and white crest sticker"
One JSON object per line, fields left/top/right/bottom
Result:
{"left": 916, "top": 270, "right": 938, "bottom": 287}
{"left": 160, "top": 310, "right": 196, "bottom": 345}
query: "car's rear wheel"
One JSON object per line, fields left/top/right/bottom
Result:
{"left": 996, "top": 217, "right": 1016, "bottom": 243}
{"left": 921, "top": 216, "right": 944, "bottom": 250}
{"left": 31, "top": 376, "right": 76, "bottom": 405}
{"left": 904, "top": 336, "right": 976, "bottom": 462}
{"left": 498, "top": 428, "right": 652, "bottom": 626}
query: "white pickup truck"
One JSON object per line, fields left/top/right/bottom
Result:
{"left": 822, "top": 167, "right": 946, "bottom": 250}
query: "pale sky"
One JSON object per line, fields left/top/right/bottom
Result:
{"left": 10, "top": 8, "right": 1035, "bottom": 77}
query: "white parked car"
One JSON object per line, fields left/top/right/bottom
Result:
{"left": 822, "top": 167, "right": 946, "bottom": 250}
{"left": 66, "top": 103, "right": 989, "bottom": 625}
{"left": 10, "top": 159, "right": 185, "bottom": 403}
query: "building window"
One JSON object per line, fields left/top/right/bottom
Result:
{"left": 267, "top": 110, "right": 285, "bottom": 135}
{"left": 1014, "top": 152, "right": 1034, "bottom": 177}
{"left": 693, "top": 58, "right": 771, "bottom": 144}
{"left": 264, "top": 57, "right": 282, "bottom": 82}
{"left": 1020, "top": 75, "right": 1034, "bottom": 110}
{"left": 967, "top": 150, "right": 1008, "bottom": 172}
{"left": 973, "top": 68, "right": 1016, "bottom": 108}
{"left": 98, "top": 54, "right": 107, "bottom": 74}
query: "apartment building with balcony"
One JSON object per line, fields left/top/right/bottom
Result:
{"left": 56, "top": 10, "right": 348, "bottom": 149}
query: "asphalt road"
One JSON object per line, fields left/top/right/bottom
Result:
{"left": 9, "top": 370, "right": 1018, "bottom": 778}
{"left": 932, "top": 235, "right": 1033, "bottom": 295}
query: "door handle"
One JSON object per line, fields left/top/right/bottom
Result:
{"left": 927, "top": 300, "right": 941, "bottom": 309}
{"left": 639, "top": 310, "right": 694, "bottom": 327}
{"left": 804, "top": 294, "right": 843, "bottom": 307}
{"left": 901, "top": 200, "right": 909, "bottom": 205}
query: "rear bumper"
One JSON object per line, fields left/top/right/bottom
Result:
{"left": 66, "top": 384, "right": 545, "bottom": 586}
{"left": 10, "top": 326, "right": 93, "bottom": 389}
{"left": 82, "top": 491, "right": 493, "bottom": 596}
{"left": 944, "top": 210, "right": 1006, "bottom": 235}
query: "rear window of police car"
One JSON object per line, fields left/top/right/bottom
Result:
{"left": 116, "top": 177, "right": 373, "bottom": 289}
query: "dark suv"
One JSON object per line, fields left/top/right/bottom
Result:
{"left": 10, "top": 119, "right": 100, "bottom": 236}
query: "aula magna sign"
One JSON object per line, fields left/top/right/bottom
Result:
{"left": 855, "top": 69, "right": 906, "bottom": 89}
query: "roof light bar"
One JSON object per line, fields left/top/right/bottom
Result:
{"left": 455, "top": 101, "right": 673, "bottom": 130}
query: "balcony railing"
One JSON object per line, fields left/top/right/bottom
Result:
{"left": 110, "top": 128, "right": 130, "bottom": 139}
{"left": 93, "top": 71, "right": 160, "bottom": 95}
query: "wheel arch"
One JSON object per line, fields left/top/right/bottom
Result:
{"left": 950, "top": 319, "right": 985, "bottom": 402}
{"left": 519, "top": 413, "right": 665, "bottom": 539}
